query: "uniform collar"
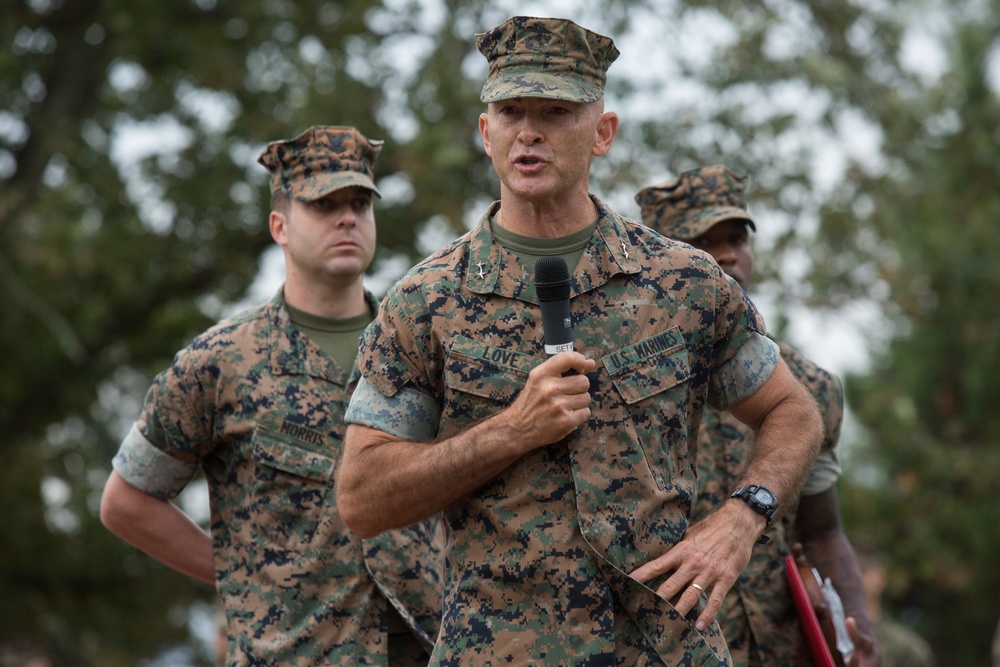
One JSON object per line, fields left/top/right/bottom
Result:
{"left": 465, "top": 195, "right": 641, "bottom": 302}
{"left": 267, "top": 288, "right": 376, "bottom": 383}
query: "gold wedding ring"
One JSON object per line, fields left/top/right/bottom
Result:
{"left": 689, "top": 582, "right": 705, "bottom": 595}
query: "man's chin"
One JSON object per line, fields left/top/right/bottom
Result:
{"left": 322, "top": 259, "right": 369, "bottom": 280}
{"left": 504, "top": 179, "right": 561, "bottom": 204}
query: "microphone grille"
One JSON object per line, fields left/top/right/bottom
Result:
{"left": 534, "top": 256, "right": 571, "bottom": 302}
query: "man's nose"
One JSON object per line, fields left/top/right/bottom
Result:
{"left": 518, "top": 117, "right": 543, "bottom": 144}
{"left": 334, "top": 205, "right": 357, "bottom": 226}
{"left": 712, "top": 244, "right": 736, "bottom": 264}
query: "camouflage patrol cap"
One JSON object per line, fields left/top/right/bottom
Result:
{"left": 476, "top": 16, "right": 620, "bottom": 103}
{"left": 635, "top": 165, "right": 757, "bottom": 241}
{"left": 257, "top": 125, "right": 383, "bottom": 200}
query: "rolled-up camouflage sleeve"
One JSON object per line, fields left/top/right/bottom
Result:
{"left": 707, "top": 332, "right": 780, "bottom": 410}
{"left": 778, "top": 341, "right": 845, "bottom": 494}
{"left": 348, "top": 269, "right": 446, "bottom": 440}
{"left": 111, "top": 339, "right": 222, "bottom": 499}
{"left": 345, "top": 378, "right": 441, "bottom": 442}
{"left": 112, "top": 423, "right": 199, "bottom": 500}
{"left": 800, "top": 449, "right": 842, "bottom": 495}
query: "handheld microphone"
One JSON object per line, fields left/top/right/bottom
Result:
{"left": 534, "top": 256, "right": 574, "bottom": 355}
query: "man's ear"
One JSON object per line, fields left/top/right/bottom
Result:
{"left": 269, "top": 209, "right": 288, "bottom": 247}
{"left": 479, "top": 112, "right": 493, "bottom": 157}
{"left": 592, "top": 111, "right": 619, "bottom": 157}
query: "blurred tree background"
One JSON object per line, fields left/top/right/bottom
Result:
{"left": 1, "top": 0, "right": 997, "bottom": 664}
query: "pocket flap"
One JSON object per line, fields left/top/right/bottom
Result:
{"left": 604, "top": 328, "right": 690, "bottom": 404}
{"left": 444, "top": 335, "right": 538, "bottom": 404}
{"left": 252, "top": 415, "right": 336, "bottom": 482}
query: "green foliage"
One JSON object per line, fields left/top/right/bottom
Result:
{"left": 817, "top": 6, "right": 1000, "bottom": 664}
{"left": 0, "top": 0, "right": 490, "bottom": 661}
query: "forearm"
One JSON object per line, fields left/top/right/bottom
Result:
{"left": 794, "top": 489, "right": 877, "bottom": 643}
{"left": 338, "top": 416, "right": 529, "bottom": 538}
{"left": 739, "top": 409, "right": 820, "bottom": 524}
{"left": 729, "top": 361, "right": 823, "bottom": 527}
{"left": 339, "top": 351, "right": 596, "bottom": 537}
{"left": 101, "top": 471, "right": 215, "bottom": 585}
{"left": 803, "top": 530, "right": 875, "bottom": 637}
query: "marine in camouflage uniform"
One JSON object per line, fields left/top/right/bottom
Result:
{"left": 101, "top": 126, "right": 443, "bottom": 666}
{"left": 338, "top": 17, "right": 823, "bottom": 667}
{"left": 637, "top": 166, "right": 878, "bottom": 666}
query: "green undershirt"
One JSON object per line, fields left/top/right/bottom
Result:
{"left": 491, "top": 217, "right": 598, "bottom": 274}
{"left": 285, "top": 302, "right": 373, "bottom": 373}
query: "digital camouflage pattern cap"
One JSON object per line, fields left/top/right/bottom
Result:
{"left": 635, "top": 165, "right": 757, "bottom": 241}
{"left": 257, "top": 125, "right": 383, "bottom": 200}
{"left": 476, "top": 16, "right": 620, "bottom": 103}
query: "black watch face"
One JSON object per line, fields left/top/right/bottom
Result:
{"left": 753, "top": 488, "right": 775, "bottom": 506}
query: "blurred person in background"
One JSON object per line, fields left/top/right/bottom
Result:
{"left": 100, "top": 126, "right": 442, "bottom": 666}
{"left": 637, "top": 166, "right": 879, "bottom": 666}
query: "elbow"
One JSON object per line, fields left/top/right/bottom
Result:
{"left": 335, "top": 473, "right": 383, "bottom": 539}
{"left": 99, "top": 471, "right": 144, "bottom": 538}
{"left": 338, "top": 494, "right": 382, "bottom": 539}
{"left": 99, "top": 500, "right": 113, "bottom": 532}
{"left": 336, "top": 426, "right": 402, "bottom": 539}
{"left": 100, "top": 484, "right": 127, "bottom": 536}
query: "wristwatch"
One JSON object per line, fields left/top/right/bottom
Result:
{"left": 730, "top": 484, "right": 778, "bottom": 526}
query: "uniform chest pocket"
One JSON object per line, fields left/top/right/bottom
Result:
{"left": 604, "top": 328, "right": 692, "bottom": 490}
{"left": 249, "top": 414, "right": 336, "bottom": 552}
{"left": 442, "top": 337, "right": 538, "bottom": 496}
{"left": 443, "top": 336, "right": 537, "bottom": 413}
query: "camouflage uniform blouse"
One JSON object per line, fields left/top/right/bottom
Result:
{"left": 693, "top": 340, "right": 844, "bottom": 667}
{"left": 112, "top": 291, "right": 443, "bottom": 666}
{"left": 347, "top": 197, "right": 779, "bottom": 666}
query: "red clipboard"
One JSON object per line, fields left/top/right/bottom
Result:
{"left": 785, "top": 553, "right": 838, "bottom": 667}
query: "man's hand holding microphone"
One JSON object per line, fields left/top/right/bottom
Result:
{"left": 502, "top": 257, "right": 595, "bottom": 452}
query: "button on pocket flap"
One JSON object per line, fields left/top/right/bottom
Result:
{"left": 604, "top": 329, "right": 690, "bottom": 405}
{"left": 252, "top": 416, "right": 336, "bottom": 482}
{"left": 444, "top": 335, "right": 538, "bottom": 403}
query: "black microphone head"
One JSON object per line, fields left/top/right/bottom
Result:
{"left": 534, "top": 256, "right": 571, "bottom": 303}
